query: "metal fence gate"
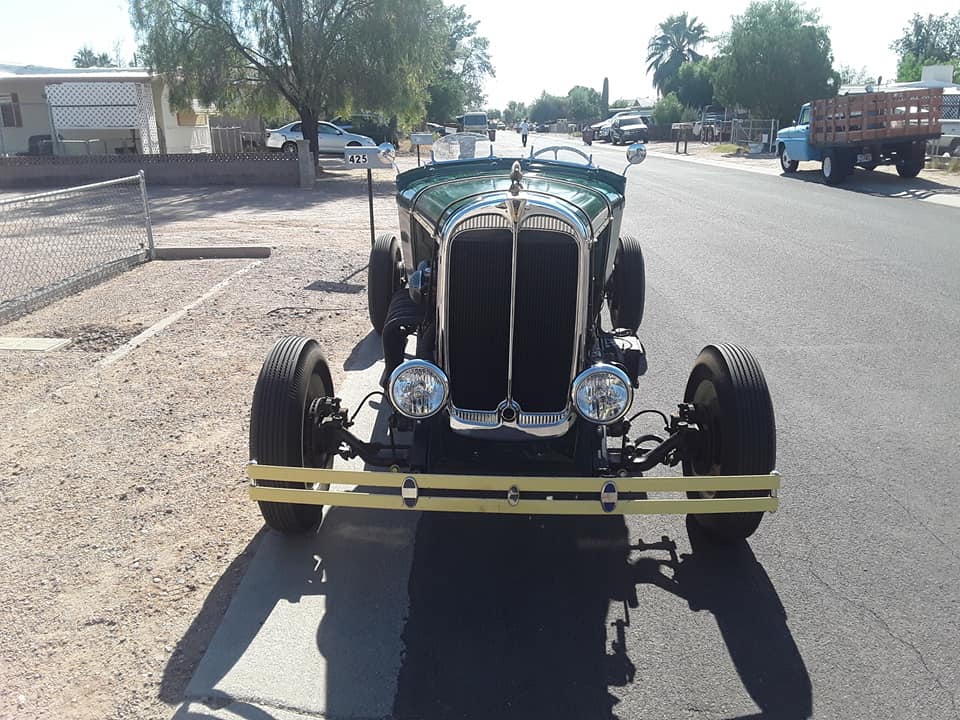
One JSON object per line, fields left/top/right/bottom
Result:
{"left": 731, "top": 118, "right": 780, "bottom": 153}
{"left": 0, "top": 172, "right": 154, "bottom": 325}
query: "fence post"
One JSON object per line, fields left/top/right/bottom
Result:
{"left": 138, "top": 170, "right": 155, "bottom": 259}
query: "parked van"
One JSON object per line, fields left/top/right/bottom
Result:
{"left": 458, "top": 112, "right": 488, "bottom": 135}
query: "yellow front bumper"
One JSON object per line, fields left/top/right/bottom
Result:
{"left": 247, "top": 464, "right": 780, "bottom": 516}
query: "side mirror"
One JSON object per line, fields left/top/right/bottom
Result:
{"left": 626, "top": 142, "right": 647, "bottom": 165}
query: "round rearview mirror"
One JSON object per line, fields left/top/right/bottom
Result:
{"left": 626, "top": 142, "right": 647, "bottom": 165}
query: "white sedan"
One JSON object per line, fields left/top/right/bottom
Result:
{"left": 265, "top": 120, "right": 376, "bottom": 154}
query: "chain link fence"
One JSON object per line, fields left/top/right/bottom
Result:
{"left": 0, "top": 172, "right": 154, "bottom": 325}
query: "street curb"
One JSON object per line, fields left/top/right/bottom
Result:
{"left": 154, "top": 246, "right": 272, "bottom": 260}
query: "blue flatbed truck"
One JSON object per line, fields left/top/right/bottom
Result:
{"left": 776, "top": 88, "right": 943, "bottom": 185}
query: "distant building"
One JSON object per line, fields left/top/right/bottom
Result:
{"left": 0, "top": 63, "right": 216, "bottom": 156}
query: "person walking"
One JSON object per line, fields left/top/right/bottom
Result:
{"left": 519, "top": 119, "right": 529, "bottom": 148}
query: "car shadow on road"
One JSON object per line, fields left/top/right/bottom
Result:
{"left": 781, "top": 167, "right": 960, "bottom": 200}
{"left": 627, "top": 518, "right": 813, "bottom": 720}
{"left": 390, "top": 511, "right": 812, "bottom": 720}
{"left": 164, "top": 389, "right": 810, "bottom": 720}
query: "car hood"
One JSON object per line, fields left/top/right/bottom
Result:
{"left": 396, "top": 157, "right": 625, "bottom": 233}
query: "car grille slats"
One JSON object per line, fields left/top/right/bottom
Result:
{"left": 511, "top": 230, "right": 578, "bottom": 412}
{"left": 446, "top": 215, "right": 579, "bottom": 416}
{"left": 446, "top": 228, "right": 512, "bottom": 409}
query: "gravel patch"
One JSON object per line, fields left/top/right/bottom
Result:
{"left": 0, "top": 177, "right": 404, "bottom": 719}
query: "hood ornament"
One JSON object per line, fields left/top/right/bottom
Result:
{"left": 508, "top": 161, "right": 523, "bottom": 196}
{"left": 507, "top": 161, "right": 526, "bottom": 222}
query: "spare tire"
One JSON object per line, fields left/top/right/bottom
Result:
{"left": 368, "top": 233, "right": 404, "bottom": 334}
{"left": 608, "top": 235, "right": 645, "bottom": 332}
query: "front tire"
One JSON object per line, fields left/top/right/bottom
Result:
{"left": 608, "top": 235, "right": 645, "bottom": 332}
{"left": 682, "top": 344, "right": 776, "bottom": 543}
{"left": 779, "top": 145, "right": 798, "bottom": 173}
{"left": 368, "top": 233, "right": 404, "bottom": 334}
{"left": 249, "top": 336, "right": 333, "bottom": 534}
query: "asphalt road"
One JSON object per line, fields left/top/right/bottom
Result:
{"left": 177, "top": 133, "right": 960, "bottom": 720}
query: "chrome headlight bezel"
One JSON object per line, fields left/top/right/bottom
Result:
{"left": 388, "top": 359, "right": 450, "bottom": 419}
{"left": 571, "top": 364, "right": 633, "bottom": 425}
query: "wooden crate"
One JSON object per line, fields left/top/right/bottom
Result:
{"left": 811, "top": 88, "right": 942, "bottom": 146}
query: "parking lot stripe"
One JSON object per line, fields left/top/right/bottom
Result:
{"left": 100, "top": 261, "right": 263, "bottom": 367}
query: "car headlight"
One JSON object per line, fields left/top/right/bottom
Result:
{"left": 388, "top": 360, "right": 449, "bottom": 419}
{"left": 571, "top": 364, "right": 633, "bottom": 424}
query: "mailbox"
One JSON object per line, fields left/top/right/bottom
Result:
{"left": 343, "top": 145, "right": 395, "bottom": 170}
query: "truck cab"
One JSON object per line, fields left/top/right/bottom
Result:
{"left": 776, "top": 104, "right": 820, "bottom": 163}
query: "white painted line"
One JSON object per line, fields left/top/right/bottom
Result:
{"left": 0, "top": 337, "right": 72, "bottom": 352}
{"left": 100, "top": 261, "right": 262, "bottom": 367}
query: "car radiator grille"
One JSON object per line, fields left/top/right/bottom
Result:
{"left": 446, "top": 219, "right": 578, "bottom": 413}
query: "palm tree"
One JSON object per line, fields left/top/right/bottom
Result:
{"left": 73, "top": 46, "right": 114, "bottom": 68}
{"left": 646, "top": 13, "right": 708, "bottom": 97}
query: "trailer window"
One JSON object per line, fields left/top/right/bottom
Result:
{"left": 0, "top": 93, "right": 22, "bottom": 128}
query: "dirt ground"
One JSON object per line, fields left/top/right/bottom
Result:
{"left": 0, "top": 166, "right": 408, "bottom": 720}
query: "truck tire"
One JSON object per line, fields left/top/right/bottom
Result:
{"left": 821, "top": 149, "right": 848, "bottom": 185}
{"left": 778, "top": 144, "right": 798, "bottom": 173}
{"left": 896, "top": 143, "right": 925, "bottom": 178}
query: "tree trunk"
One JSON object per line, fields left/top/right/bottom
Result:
{"left": 298, "top": 107, "right": 320, "bottom": 166}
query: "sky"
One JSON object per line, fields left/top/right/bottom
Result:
{"left": 2, "top": 0, "right": 958, "bottom": 111}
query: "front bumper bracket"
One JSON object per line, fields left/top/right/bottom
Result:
{"left": 247, "top": 464, "right": 780, "bottom": 516}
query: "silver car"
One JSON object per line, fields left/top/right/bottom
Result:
{"left": 265, "top": 120, "right": 376, "bottom": 154}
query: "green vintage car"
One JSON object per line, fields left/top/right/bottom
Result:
{"left": 246, "top": 135, "right": 780, "bottom": 544}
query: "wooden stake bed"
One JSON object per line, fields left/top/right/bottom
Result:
{"left": 811, "top": 88, "right": 943, "bottom": 147}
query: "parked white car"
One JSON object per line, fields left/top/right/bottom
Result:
{"left": 265, "top": 120, "right": 376, "bottom": 154}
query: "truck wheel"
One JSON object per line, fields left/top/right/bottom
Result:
{"left": 897, "top": 143, "right": 925, "bottom": 178}
{"left": 368, "top": 233, "right": 404, "bottom": 334}
{"left": 821, "top": 149, "right": 848, "bottom": 185}
{"left": 250, "top": 336, "right": 332, "bottom": 534}
{"left": 608, "top": 235, "right": 645, "bottom": 332}
{"left": 682, "top": 344, "right": 776, "bottom": 543}
{"left": 778, "top": 145, "right": 798, "bottom": 173}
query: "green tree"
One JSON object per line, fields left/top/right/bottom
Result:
{"left": 646, "top": 12, "right": 708, "bottom": 97}
{"left": 131, "top": 0, "right": 449, "bottom": 160}
{"left": 502, "top": 100, "right": 526, "bottom": 124}
{"left": 651, "top": 92, "right": 683, "bottom": 126}
{"left": 713, "top": 0, "right": 838, "bottom": 126}
{"left": 611, "top": 98, "right": 637, "bottom": 109}
{"left": 601, "top": 77, "right": 609, "bottom": 117}
{"left": 891, "top": 13, "right": 960, "bottom": 83}
{"left": 425, "top": 4, "right": 494, "bottom": 120}
{"left": 676, "top": 58, "right": 714, "bottom": 109}
{"left": 486, "top": 108, "right": 501, "bottom": 120}
{"left": 73, "top": 46, "right": 115, "bottom": 68}
{"left": 528, "top": 92, "right": 567, "bottom": 123}
{"left": 566, "top": 85, "right": 602, "bottom": 123}
{"left": 892, "top": 12, "right": 960, "bottom": 64}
